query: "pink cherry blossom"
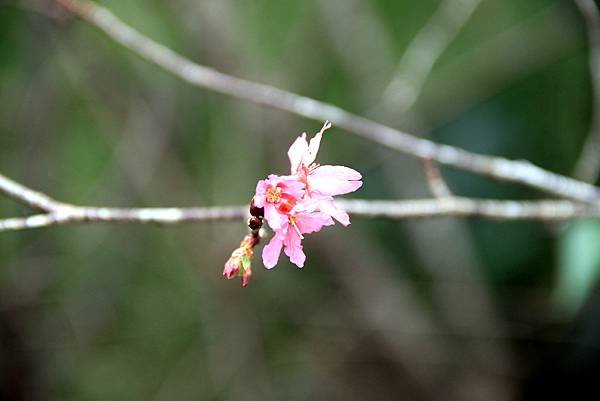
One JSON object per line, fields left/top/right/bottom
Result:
{"left": 253, "top": 174, "right": 305, "bottom": 230}
{"left": 250, "top": 121, "right": 362, "bottom": 271}
{"left": 262, "top": 203, "right": 334, "bottom": 268}
{"left": 287, "top": 121, "right": 362, "bottom": 226}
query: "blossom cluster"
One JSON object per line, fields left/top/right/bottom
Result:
{"left": 252, "top": 121, "right": 362, "bottom": 269}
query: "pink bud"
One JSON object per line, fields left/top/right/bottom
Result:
{"left": 241, "top": 266, "right": 252, "bottom": 287}
{"left": 223, "top": 253, "right": 242, "bottom": 279}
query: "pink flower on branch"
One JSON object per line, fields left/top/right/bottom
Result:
{"left": 258, "top": 121, "right": 362, "bottom": 268}
{"left": 287, "top": 121, "right": 362, "bottom": 226}
{"left": 288, "top": 121, "right": 362, "bottom": 195}
{"left": 262, "top": 203, "right": 334, "bottom": 268}
{"left": 224, "top": 121, "right": 362, "bottom": 285}
{"left": 253, "top": 174, "right": 304, "bottom": 231}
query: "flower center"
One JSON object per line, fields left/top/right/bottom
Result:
{"left": 266, "top": 186, "right": 282, "bottom": 203}
{"left": 278, "top": 199, "right": 294, "bottom": 213}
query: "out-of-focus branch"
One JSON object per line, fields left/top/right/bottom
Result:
{"left": 50, "top": 0, "right": 600, "bottom": 202}
{"left": 574, "top": 0, "right": 600, "bottom": 183}
{"left": 423, "top": 158, "right": 452, "bottom": 198}
{"left": 2, "top": 172, "right": 600, "bottom": 232}
{"left": 382, "top": 0, "right": 482, "bottom": 114}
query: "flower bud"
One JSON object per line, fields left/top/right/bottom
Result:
{"left": 223, "top": 250, "right": 242, "bottom": 279}
{"left": 241, "top": 266, "right": 252, "bottom": 287}
{"left": 224, "top": 234, "right": 258, "bottom": 285}
{"left": 250, "top": 199, "right": 264, "bottom": 218}
{"left": 248, "top": 216, "right": 262, "bottom": 231}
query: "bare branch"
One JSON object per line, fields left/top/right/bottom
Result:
{"left": 0, "top": 171, "right": 246, "bottom": 231}
{"left": 1, "top": 167, "right": 600, "bottom": 232}
{"left": 1, "top": 196, "right": 599, "bottom": 233}
{"left": 574, "top": 0, "right": 600, "bottom": 183}
{"left": 334, "top": 198, "right": 600, "bottom": 220}
{"left": 50, "top": 0, "right": 600, "bottom": 202}
{"left": 382, "top": 0, "right": 482, "bottom": 113}
{"left": 0, "top": 206, "right": 246, "bottom": 232}
{"left": 0, "top": 173, "right": 66, "bottom": 212}
{"left": 423, "top": 158, "right": 452, "bottom": 198}
{"left": 1, "top": 168, "right": 599, "bottom": 233}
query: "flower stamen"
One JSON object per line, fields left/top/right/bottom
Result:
{"left": 289, "top": 216, "right": 304, "bottom": 239}
{"left": 266, "top": 186, "right": 282, "bottom": 203}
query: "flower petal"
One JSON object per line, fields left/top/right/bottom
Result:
{"left": 287, "top": 133, "right": 308, "bottom": 174}
{"left": 306, "top": 121, "right": 332, "bottom": 166}
{"left": 264, "top": 204, "right": 284, "bottom": 230}
{"left": 319, "top": 199, "right": 351, "bottom": 226}
{"left": 309, "top": 165, "right": 363, "bottom": 196}
{"left": 278, "top": 176, "right": 306, "bottom": 199}
{"left": 253, "top": 180, "right": 269, "bottom": 207}
{"left": 262, "top": 234, "right": 284, "bottom": 269}
{"left": 305, "top": 133, "right": 322, "bottom": 167}
{"left": 283, "top": 230, "right": 306, "bottom": 268}
{"left": 312, "top": 165, "right": 362, "bottom": 180}
{"left": 313, "top": 179, "right": 362, "bottom": 196}
{"left": 296, "top": 211, "right": 334, "bottom": 234}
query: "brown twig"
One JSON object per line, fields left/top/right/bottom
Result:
{"left": 50, "top": 0, "right": 600, "bottom": 202}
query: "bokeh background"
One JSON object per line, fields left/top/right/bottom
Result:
{"left": 0, "top": 0, "right": 598, "bottom": 400}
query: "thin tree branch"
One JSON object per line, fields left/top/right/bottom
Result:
{"left": 423, "top": 158, "right": 452, "bottom": 198}
{"left": 334, "top": 198, "right": 600, "bottom": 220}
{"left": 0, "top": 206, "right": 246, "bottom": 232}
{"left": 0, "top": 172, "right": 245, "bottom": 231}
{"left": 2, "top": 197, "right": 600, "bottom": 233}
{"left": 0, "top": 173, "right": 65, "bottom": 212}
{"left": 51, "top": 0, "right": 600, "bottom": 202}
{"left": 1, "top": 171, "right": 600, "bottom": 233}
{"left": 574, "top": 0, "right": 600, "bottom": 183}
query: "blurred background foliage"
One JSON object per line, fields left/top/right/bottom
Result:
{"left": 0, "top": 0, "right": 598, "bottom": 400}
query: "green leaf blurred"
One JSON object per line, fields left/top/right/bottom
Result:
{"left": 555, "top": 221, "right": 600, "bottom": 316}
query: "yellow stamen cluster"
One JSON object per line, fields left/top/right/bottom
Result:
{"left": 266, "top": 186, "right": 282, "bottom": 203}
